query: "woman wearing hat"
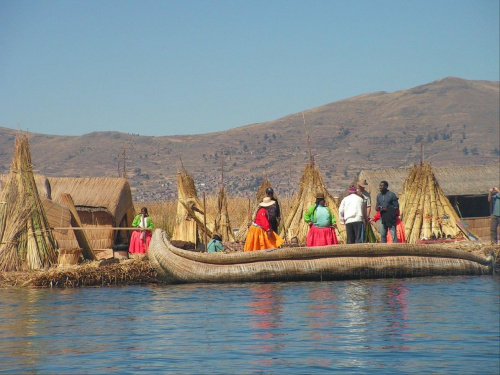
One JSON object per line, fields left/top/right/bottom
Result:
{"left": 244, "top": 197, "right": 284, "bottom": 251}
{"left": 303, "top": 194, "right": 338, "bottom": 246}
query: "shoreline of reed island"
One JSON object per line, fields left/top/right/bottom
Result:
{"left": 0, "top": 258, "right": 158, "bottom": 288}
{"left": 2, "top": 245, "right": 499, "bottom": 289}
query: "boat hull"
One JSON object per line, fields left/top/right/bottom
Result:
{"left": 149, "top": 230, "right": 494, "bottom": 284}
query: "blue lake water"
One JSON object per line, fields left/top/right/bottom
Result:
{"left": 0, "top": 276, "right": 499, "bottom": 374}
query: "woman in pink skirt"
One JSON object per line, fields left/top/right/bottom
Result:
{"left": 129, "top": 207, "right": 155, "bottom": 254}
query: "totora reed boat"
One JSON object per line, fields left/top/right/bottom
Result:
{"left": 149, "top": 229, "right": 495, "bottom": 284}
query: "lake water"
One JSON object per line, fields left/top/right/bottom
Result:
{"left": 0, "top": 276, "right": 499, "bottom": 374}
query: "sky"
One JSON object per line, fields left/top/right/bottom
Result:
{"left": 1, "top": 0, "right": 499, "bottom": 137}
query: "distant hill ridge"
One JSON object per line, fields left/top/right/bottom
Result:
{"left": 1, "top": 77, "right": 498, "bottom": 201}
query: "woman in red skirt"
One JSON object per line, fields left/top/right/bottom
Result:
{"left": 304, "top": 195, "right": 338, "bottom": 247}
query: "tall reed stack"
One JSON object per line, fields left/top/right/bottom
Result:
{"left": 0, "top": 134, "right": 57, "bottom": 271}
{"left": 400, "top": 162, "right": 463, "bottom": 243}
{"left": 171, "top": 168, "right": 216, "bottom": 245}
{"left": 215, "top": 186, "right": 235, "bottom": 242}
{"left": 282, "top": 163, "right": 346, "bottom": 244}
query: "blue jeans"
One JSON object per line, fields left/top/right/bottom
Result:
{"left": 380, "top": 223, "right": 398, "bottom": 243}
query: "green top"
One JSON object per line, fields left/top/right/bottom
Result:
{"left": 304, "top": 204, "right": 336, "bottom": 227}
{"left": 132, "top": 214, "right": 155, "bottom": 229}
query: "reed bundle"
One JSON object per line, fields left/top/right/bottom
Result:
{"left": 214, "top": 186, "right": 235, "bottom": 242}
{"left": 149, "top": 230, "right": 495, "bottom": 284}
{"left": 400, "top": 162, "right": 463, "bottom": 243}
{"left": 171, "top": 168, "right": 216, "bottom": 245}
{"left": 282, "top": 163, "right": 346, "bottom": 244}
{"left": 0, "top": 135, "right": 57, "bottom": 271}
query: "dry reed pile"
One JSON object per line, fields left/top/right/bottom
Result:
{"left": 171, "top": 168, "right": 216, "bottom": 245}
{"left": 399, "top": 162, "right": 466, "bottom": 243}
{"left": 0, "top": 258, "right": 157, "bottom": 288}
{"left": 214, "top": 186, "right": 235, "bottom": 242}
{"left": 0, "top": 134, "right": 57, "bottom": 271}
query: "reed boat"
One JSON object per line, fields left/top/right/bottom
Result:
{"left": 149, "top": 229, "right": 495, "bottom": 284}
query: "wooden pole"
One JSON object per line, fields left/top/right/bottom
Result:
{"left": 58, "top": 193, "right": 96, "bottom": 261}
{"left": 203, "top": 192, "right": 208, "bottom": 252}
{"left": 221, "top": 153, "right": 224, "bottom": 188}
{"left": 122, "top": 147, "right": 127, "bottom": 179}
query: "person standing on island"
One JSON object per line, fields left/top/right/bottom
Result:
{"left": 265, "top": 187, "right": 281, "bottom": 233}
{"left": 357, "top": 179, "right": 371, "bottom": 242}
{"left": 129, "top": 207, "right": 155, "bottom": 254}
{"left": 375, "top": 181, "right": 399, "bottom": 243}
{"left": 244, "top": 197, "right": 284, "bottom": 251}
{"left": 304, "top": 194, "right": 338, "bottom": 246}
{"left": 339, "top": 186, "right": 365, "bottom": 244}
{"left": 488, "top": 186, "right": 500, "bottom": 244}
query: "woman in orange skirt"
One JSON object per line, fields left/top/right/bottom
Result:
{"left": 244, "top": 197, "right": 284, "bottom": 251}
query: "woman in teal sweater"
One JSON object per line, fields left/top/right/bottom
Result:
{"left": 303, "top": 195, "right": 338, "bottom": 246}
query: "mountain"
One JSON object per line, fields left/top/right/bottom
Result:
{"left": 1, "top": 77, "right": 498, "bottom": 201}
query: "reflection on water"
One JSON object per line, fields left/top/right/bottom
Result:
{"left": 0, "top": 276, "right": 499, "bottom": 374}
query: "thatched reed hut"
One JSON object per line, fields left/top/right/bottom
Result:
{"left": 358, "top": 165, "right": 499, "bottom": 240}
{"left": 40, "top": 177, "right": 135, "bottom": 250}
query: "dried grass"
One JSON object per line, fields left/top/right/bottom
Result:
{"left": 0, "top": 134, "right": 57, "bottom": 271}
{"left": 399, "top": 162, "right": 467, "bottom": 243}
{"left": 0, "top": 258, "right": 157, "bottom": 288}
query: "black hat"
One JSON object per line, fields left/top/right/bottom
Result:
{"left": 265, "top": 187, "right": 274, "bottom": 194}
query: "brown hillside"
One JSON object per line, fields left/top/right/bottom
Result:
{"left": 0, "top": 77, "right": 498, "bottom": 201}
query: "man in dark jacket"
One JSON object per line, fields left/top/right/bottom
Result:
{"left": 375, "top": 181, "right": 399, "bottom": 243}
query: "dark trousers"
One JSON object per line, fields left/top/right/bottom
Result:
{"left": 491, "top": 215, "right": 500, "bottom": 244}
{"left": 270, "top": 220, "right": 279, "bottom": 233}
{"left": 346, "top": 221, "right": 363, "bottom": 244}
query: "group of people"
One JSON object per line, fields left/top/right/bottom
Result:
{"left": 128, "top": 180, "right": 408, "bottom": 254}
{"left": 306, "top": 179, "right": 404, "bottom": 247}
{"left": 243, "top": 180, "right": 405, "bottom": 251}
{"left": 126, "top": 181, "right": 499, "bottom": 255}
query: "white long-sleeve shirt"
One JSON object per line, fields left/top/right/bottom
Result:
{"left": 339, "top": 194, "right": 364, "bottom": 224}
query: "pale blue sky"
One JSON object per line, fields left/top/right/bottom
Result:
{"left": 1, "top": 0, "right": 498, "bottom": 136}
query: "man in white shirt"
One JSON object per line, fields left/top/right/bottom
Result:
{"left": 339, "top": 186, "right": 365, "bottom": 244}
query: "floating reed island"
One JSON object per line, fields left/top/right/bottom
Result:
{"left": 1, "top": 134, "right": 498, "bottom": 288}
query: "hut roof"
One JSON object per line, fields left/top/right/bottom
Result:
{"left": 358, "top": 165, "right": 499, "bottom": 197}
{"left": 46, "top": 177, "right": 134, "bottom": 225}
